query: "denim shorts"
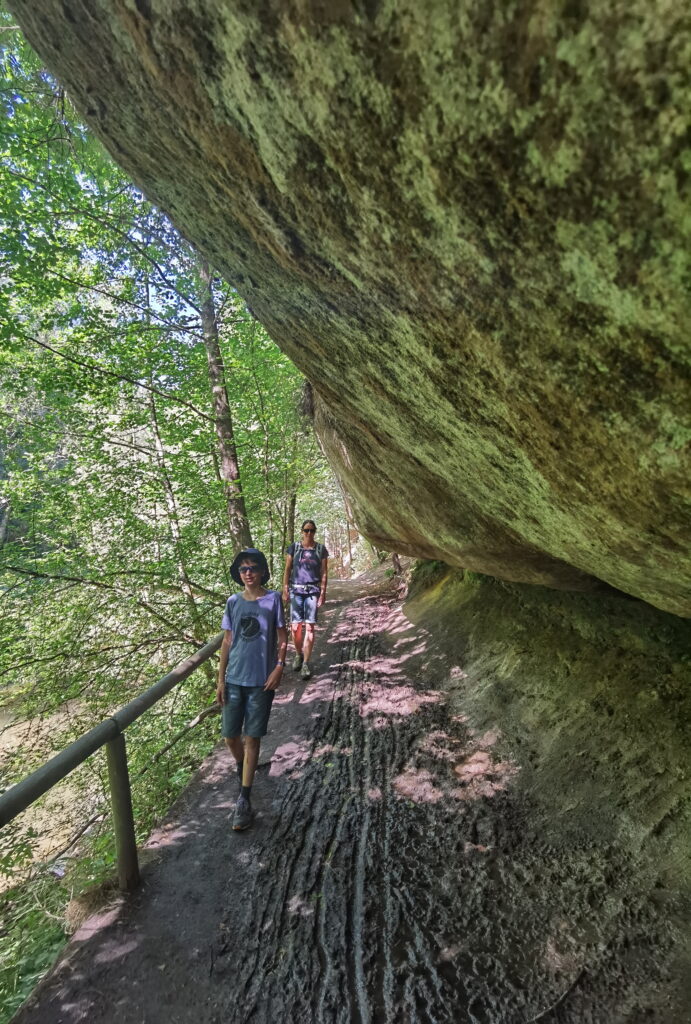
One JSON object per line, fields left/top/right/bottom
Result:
{"left": 290, "top": 590, "right": 319, "bottom": 624}
{"left": 222, "top": 684, "right": 275, "bottom": 738}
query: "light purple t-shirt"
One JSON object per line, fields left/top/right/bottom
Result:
{"left": 221, "top": 590, "right": 285, "bottom": 687}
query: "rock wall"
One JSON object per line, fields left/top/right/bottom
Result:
{"left": 404, "top": 563, "right": 691, "bottom": 1018}
{"left": 10, "top": 0, "right": 691, "bottom": 614}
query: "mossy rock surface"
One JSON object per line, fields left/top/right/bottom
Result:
{"left": 11, "top": 0, "right": 691, "bottom": 613}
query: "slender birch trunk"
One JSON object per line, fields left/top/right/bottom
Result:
{"left": 198, "top": 257, "right": 253, "bottom": 550}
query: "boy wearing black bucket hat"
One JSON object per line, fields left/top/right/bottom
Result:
{"left": 216, "top": 548, "right": 288, "bottom": 831}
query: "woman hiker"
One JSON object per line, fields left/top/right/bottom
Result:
{"left": 282, "top": 520, "right": 329, "bottom": 679}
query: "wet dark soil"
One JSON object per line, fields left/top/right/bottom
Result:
{"left": 12, "top": 572, "right": 687, "bottom": 1024}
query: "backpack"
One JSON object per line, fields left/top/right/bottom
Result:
{"left": 290, "top": 541, "right": 325, "bottom": 588}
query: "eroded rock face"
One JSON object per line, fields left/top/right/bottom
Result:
{"left": 11, "top": 1, "right": 691, "bottom": 614}
{"left": 403, "top": 565, "right": 691, "bottom": 1019}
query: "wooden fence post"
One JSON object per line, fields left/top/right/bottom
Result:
{"left": 106, "top": 733, "right": 140, "bottom": 891}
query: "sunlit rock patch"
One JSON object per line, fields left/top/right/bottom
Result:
{"left": 392, "top": 766, "right": 445, "bottom": 803}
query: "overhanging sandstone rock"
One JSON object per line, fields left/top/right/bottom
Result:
{"left": 11, "top": 1, "right": 691, "bottom": 614}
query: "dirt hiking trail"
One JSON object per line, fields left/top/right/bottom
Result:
{"left": 12, "top": 573, "right": 676, "bottom": 1024}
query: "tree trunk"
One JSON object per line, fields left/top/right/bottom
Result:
{"left": 345, "top": 517, "right": 354, "bottom": 573}
{"left": 148, "top": 395, "right": 216, "bottom": 691}
{"left": 198, "top": 257, "right": 253, "bottom": 550}
{"left": 0, "top": 498, "right": 10, "bottom": 548}
{"left": 286, "top": 491, "right": 297, "bottom": 548}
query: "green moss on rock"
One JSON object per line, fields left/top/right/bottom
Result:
{"left": 11, "top": 0, "right": 691, "bottom": 614}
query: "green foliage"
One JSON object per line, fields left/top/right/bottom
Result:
{"left": 0, "top": 21, "right": 354, "bottom": 1018}
{"left": 0, "top": 20, "right": 344, "bottom": 731}
{"left": 0, "top": 818, "right": 66, "bottom": 1023}
{"left": 0, "top": 871, "right": 66, "bottom": 1022}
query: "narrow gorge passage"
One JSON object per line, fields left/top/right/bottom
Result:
{"left": 212, "top": 578, "right": 671, "bottom": 1024}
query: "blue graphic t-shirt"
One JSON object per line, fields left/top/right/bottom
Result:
{"left": 221, "top": 590, "right": 285, "bottom": 687}
{"left": 287, "top": 542, "right": 329, "bottom": 593}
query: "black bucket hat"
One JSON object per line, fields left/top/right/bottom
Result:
{"left": 230, "top": 548, "right": 270, "bottom": 586}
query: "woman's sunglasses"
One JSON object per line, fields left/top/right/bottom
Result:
{"left": 303, "top": 527, "right": 316, "bottom": 533}
{"left": 239, "top": 565, "right": 260, "bottom": 574}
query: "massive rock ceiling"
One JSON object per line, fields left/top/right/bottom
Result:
{"left": 11, "top": 1, "right": 691, "bottom": 615}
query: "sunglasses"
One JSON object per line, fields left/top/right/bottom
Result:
{"left": 238, "top": 565, "right": 260, "bottom": 574}
{"left": 303, "top": 527, "right": 316, "bottom": 533}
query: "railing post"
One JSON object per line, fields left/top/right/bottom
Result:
{"left": 106, "top": 733, "right": 140, "bottom": 891}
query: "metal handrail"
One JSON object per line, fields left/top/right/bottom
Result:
{"left": 0, "top": 632, "right": 223, "bottom": 889}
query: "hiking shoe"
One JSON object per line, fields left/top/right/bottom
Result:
{"left": 232, "top": 795, "right": 252, "bottom": 831}
{"left": 292, "top": 653, "right": 304, "bottom": 671}
{"left": 300, "top": 661, "right": 312, "bottom": 680}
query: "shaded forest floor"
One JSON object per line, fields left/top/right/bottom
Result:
{"left": 11, "top": 568, "right": 687, "bottom": 1024}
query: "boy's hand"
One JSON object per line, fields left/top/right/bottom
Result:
{"left": 318, "top": 593, "right": 326, "bottom": 608}
{"left": 264, "top": 666, "right": 283, "bottom": 691}
{"left": 216, "top": 680, "right": 226, "bottom": 705}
